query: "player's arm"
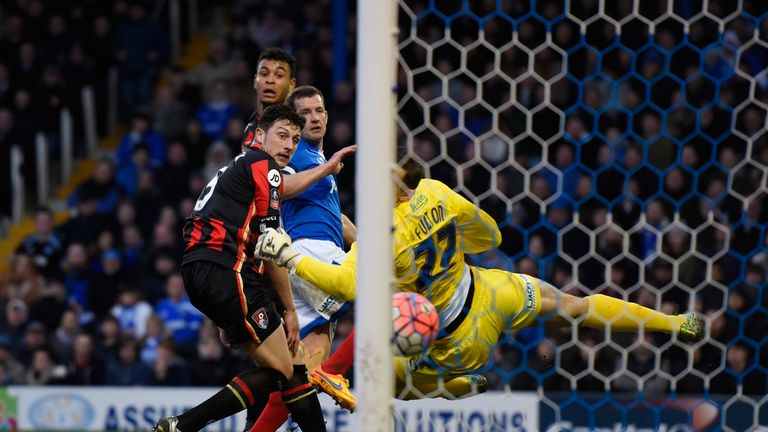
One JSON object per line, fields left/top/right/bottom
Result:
{"left": 341, "top": 213, "right": 357, "bottom": 247}
{"left": 256, "top": 229, "right": 358, "bottom": 300}
{"left": 446, "top": 185, "right": 501, "bottom": 253}
{"left": 281, "top": 145, "right": 356, "bottom": 199}
{"left": 263, "top": 261, "right": 300, "bottom": 352}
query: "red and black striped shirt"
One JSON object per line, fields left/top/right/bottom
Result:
{"left": 182, "top": 148, "right": 282, "bottom": 272}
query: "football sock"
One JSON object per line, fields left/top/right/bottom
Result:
{"left": 244, "top": 394, "right": 270, "bottom": 432}
{"left": 176, "top": 368, "right": 283, "bottom": 431}
{"left": 583, "top": 294, "right": 685, "bottom": 333}
{"left": 281, "top": 365, "right": 327, "bottom": 432}
{"left": 322, "top": 328, "right": 355, "bottom": 375}
{"left": 249, "top": 391, "right": 289, "bottom": 432}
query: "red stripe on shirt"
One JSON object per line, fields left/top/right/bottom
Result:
{"left": 207, "top": 217, "right": 226, "bottom": 251}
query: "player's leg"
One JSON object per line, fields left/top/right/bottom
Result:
{"left": 394, "top": 356, "right": 488, "bottom": 400}
{"left": 250, "top": 326, "right": 334, "bottom": 431}
{"left": 533, "top": 276, "right": 704, "bottom": 341}
{"left": 317, "top": 326, "right": 355, "bottom": 375}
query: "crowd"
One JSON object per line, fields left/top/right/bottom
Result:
{"left": 1, "top": 0, "right": 767, "bottom": 397}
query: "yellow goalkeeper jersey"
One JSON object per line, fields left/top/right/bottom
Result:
{"left": 294, "top": 179, "right": 501, "bottom": 326}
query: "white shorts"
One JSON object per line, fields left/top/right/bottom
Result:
{"left": 291, "top": 238, "right": 351, "bottom": 338}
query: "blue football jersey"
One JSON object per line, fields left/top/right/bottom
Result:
{"left": 282, "top": 140, "right": 343, "bottom": 247}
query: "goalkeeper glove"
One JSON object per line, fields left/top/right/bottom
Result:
{"left": 255, "top": 228, "right": 302, "bottom": 269}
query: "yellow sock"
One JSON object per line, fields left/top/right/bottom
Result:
{"left": 583, "top": 294, "right": 685, "bottom": 333}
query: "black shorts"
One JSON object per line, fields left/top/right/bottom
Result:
{"left": 181, "top": 260, "right": 282, "bottom": 346}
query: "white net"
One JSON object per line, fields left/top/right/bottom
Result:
{"left": 394, "top": 0, "right": 768, "bottom": 430}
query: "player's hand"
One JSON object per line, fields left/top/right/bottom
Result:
{"left": 255, "top": 228, "right": 301, "bottom": 268}
{"left": 327, "top": 145, "right": 356, "bottom": 175}
{"left": 283, "top": 309, "right": 300, "bottom": 356}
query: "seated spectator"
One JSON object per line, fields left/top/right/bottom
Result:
{"left": 66, "top": 333, "right": 105, "bottom": 385}
{"left": 110, "top": 286, "right": 152, "bottom": 340}
{"left": 157, "top": 141, "right": 192, "bottom": 206}
{"left": 116, "top": 143, "right": 153, "bottom": 196}
{"left": 4, "top": 253, "right": 45, "bottom": 304}
{"left": 88, "top": 249, "right": 125, "bottom": 321}
{"left": 149, "top": 342, "right": 190, "bottom": 386}
{"left": 148, "top": 84, "right": 188, "bottom": 140}
{"left": 50, "top": 308, "right": 80, "bottom": 363}
{"left": 28, "top": 278, "right": 69, "bottom": 332}
{"left": 115, "top": 112, "right": 166, "bottom": 169}
{"left": 612, "top": 335, "right": 671, "bottom": 395}
{"left": 201, "top": 141, "right": 231, "bottom": 181}
{"left": 0, "top": 337, "right": 25, "bottom": 384}
{"left": 26, "top": 349, "right": 68, "bottom": 385}
{"left": 155, "top": 273, "right": 202, "bottom": 355}
{"left": 189, "top": 334, "right": 236, "bottom": 387}
{"left": 186, "top": 38, "right": 234, "bottom": 97}
{"left": 16, "top": 321, "right": 50, "bottom": 365}
{"left": 140, "top": 314, "right": 167, "bottom": 365}
{"left": 178, "top": 118, "right": 210, "bottom": 170}
{"left": 140, "top": 246, "right": 179, "bottom": 304}
{"left": 195, "top": 79, "right": 239, "bottom": 140}
{"left": 67, "top": 157, "right": 124, "bottom": 215}
{"left": 0, "top": 299, "right": 30, "bottom": 353}
{"left": 61, "top": 243, "right": 92, "bottom": 312}
{"left": 121, "top": 225, "right": 144, "bottom": 271}
{"left": 710, "top": 343, "right": 767, "bottom": 396}
{"left": 57, "top": 190, "right": 110, "bottom": 246}
{"left": 104, "top": 338, "right": 152, "bottom": 386}
{"left": 15, "top": 206, "right": 63, "bottom": 279}
{"left": 96, "top": 315, "right": 121, "bottom": 361}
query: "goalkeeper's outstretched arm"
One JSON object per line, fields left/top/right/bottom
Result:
{"left": 256, "top": 228, "right": 358, "bottom": 300}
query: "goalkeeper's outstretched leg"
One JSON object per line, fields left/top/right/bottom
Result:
{"left": 534, "top": 278, "right": 705, "bottom": 342}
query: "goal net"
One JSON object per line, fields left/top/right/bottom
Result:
{"left": 391, "top": 0, "right": 768, "bottom": 430}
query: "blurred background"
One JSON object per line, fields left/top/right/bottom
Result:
{"left": 0, "top": 1, "right": 765, "bottom": 426}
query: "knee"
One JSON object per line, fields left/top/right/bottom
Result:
{"left": 561, "top": 294, "right": 589, "bottom": 317}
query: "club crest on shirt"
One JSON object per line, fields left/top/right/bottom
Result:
{"left": 270, "top": 188, "right": 280, "bottom": 209}
{"left": 252, "top": 307, "right": 269, "bottom": 329}
{"left": 268, "top": 169, "right": 281, "bottom": 187}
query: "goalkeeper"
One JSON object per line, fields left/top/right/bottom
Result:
{"left": 255, "top": 161, "right": 705, "bottom": 399}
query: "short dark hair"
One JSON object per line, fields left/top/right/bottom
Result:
{"left": 257, "top": 47, "right": 297, "bottom": 79}
{"left": 401, "top": 158, "right": 425, "bottom": 189}
{"left": 258, "top": 104, "right": 305, "bottom": 132}
{"left": 286, "top": 85, "right": 324, "bottom": 110}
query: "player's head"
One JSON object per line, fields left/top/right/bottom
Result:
{"left": 255, "top": 104, "right": 305, "bottom": 167}
{"left": 394, "top": 158, "right": 425, "bottom": 203}
{"left": 254, "top": 47, "right": 296, "bottom": 109}
{"left": 287, "top": 85, "right": 327, "bottom": 145}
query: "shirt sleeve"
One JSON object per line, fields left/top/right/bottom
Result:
{"left": 442, "top": 182, "right": 501, "bottom": 253}
{"left": 294, "top": 242, "right": 358, "bottom": 301}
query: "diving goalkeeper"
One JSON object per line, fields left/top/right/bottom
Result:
{"left": 254, "top": 162, "right": 705, "bottom": 399}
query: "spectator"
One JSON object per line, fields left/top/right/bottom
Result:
{"left": 0, "top": 337, "right": 25, "bottom": 384}
{"left": 139, "top": 314, "right": 167, "bottom": 366}
{"left": 148, "top": 85, "right": 189, "bottom": 140}
{"left": 155, "top": 273, "right": 203, "bottom": 354}
{"left": 612, "top": 335, "right": 671, "bottom": 395}
{"left": 28, "top": 278, "right": 69, "bottom": 332}
{"left": 104, "top": 338, "right": 152, "bottom": 386}
{"left": 0, "top": 299, "right": 30, "bottom": 351}
{"left": 88, "top": 249, "right": 126, "bottom": 321}
{"left": 96, "top": 315, "right": 121, "bottom": 361}
{"left": 195, "top": 79, "right": 239, "bottom": 140}
{"left": 16, "top": 320, "right": 49, "bottom": 365}
{"left": 61, "top": 243, "right": 91, "bottom": 312}
{"left": 115, "top": 112, "right": 167, "bottom": 169}
{"left": 4, "top": 253, "right": 45, "bottom": 304}
{"left": 50, "top": 308, "right": 80, "bottom": 363}
{"left": 113, "top": 2, "right": 168, "bottom": 114}
{"left": 186, "top": 39, "right": 235, "bottom": 97}
{"left": 149, "top": 342, "right": 190, "bottom": 386}
{"left": 66, "top": 333, "right": 106, "bottom": 385}
{"left": 15, "top": 206, "right": 64, "bottom": 279}
{"left": 157, "top": 141, "right": 192, "bottom": 206}
{"left": 110, "top": 286, "right": 152, "bottom": 340}
{"left": 189, "top": 334, "right": 236, "bottom": 387}
{"left": 67, "top": 157, "right": 124, "bottom": 215}
{"left": 26, "top": 349, "right": 68, "bottom": 385}
{"left": 116, "top": 143, "right": 153, "bottom": 196}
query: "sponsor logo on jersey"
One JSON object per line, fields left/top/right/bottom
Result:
{"left": 410, "top": 194, "right": 428, "bottom": 212}
{"left": 270, "top": 188, "right": 280, "bottom": 210}
{"left": 252, "top": 307, "right": 269, "bottom": 329}
{"left": 268, "top": 169, "right": 281, "bottom": 187}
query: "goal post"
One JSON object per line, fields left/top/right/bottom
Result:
{"left": 354, "top": 0, "right": 397, "bottom": 430}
